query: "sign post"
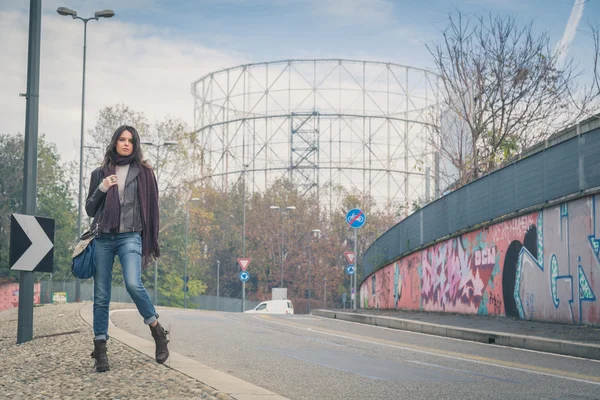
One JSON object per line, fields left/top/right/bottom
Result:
{"left": 346, "top": 208, "right": 365, "bottom": 311}
{"left": 16, "top": 0, "right": 42, "bottom": 344}
{"left": 238, "top": 258, "right": 251, "bottom": 312}
{"left": 353, "top": 229, "right": 358, "bottom": 310}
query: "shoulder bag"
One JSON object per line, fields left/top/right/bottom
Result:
{"left": 71, "top": 223, "right": 99, "bottom": 279}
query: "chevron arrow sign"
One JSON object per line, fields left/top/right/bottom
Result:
{"left": 10, "top": 214, "right": 55, "bottom": 272}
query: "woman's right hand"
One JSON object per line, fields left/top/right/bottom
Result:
{"left": 101, "top": 174, "right": 118, "bottom": 190}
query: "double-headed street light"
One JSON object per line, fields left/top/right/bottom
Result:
{"left": 140, "top": 140, "right": 178, "bottom": 305}
{"left": 141, "top": 140, "right": 178, "bottom": 180}
{"left": 184, "top": 197, "right": 201, "bottom": 309}
{"left": 270, "top": 205, "right": 296, "bottom": 288}
{"left": 57, "top": 6, "right": 114, "bottom": 303}
{"left": 307, "top": 229, "right": 321, "bottom": 314}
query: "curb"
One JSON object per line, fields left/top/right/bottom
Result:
{"left": 79, "top": 303, "right": 289, "bottom": 400}
{"left": 312, "top": 310, "right": 600, "bottom": 360}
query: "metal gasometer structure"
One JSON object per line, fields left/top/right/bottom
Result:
{"left": 192, "top": 59, "right": 439, "bottom": 214}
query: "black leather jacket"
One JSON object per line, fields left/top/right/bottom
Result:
{"left": 85, "top": 165, "right": 143, "bottom": 233}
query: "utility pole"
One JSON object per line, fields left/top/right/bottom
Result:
{"left": 307, "top": 229, "right": 320, "bottom": 314}
{"left": 183, "top": 198, "right": 199, "bottom": 309}
{"left": 141, "top": 140, "right": 177, "bottom": 305}
{"left": 270, "top": 205, "right": 296, "bottom": 288}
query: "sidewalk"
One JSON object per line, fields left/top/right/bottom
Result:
{"left": 0, "top": 303, "right": 280, "bottom": 400}
{"left": 314, "top": 308, "right": 600, "bottom": 360}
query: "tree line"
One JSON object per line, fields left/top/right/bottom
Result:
{"left": 0, "top": 104, "right": 398, "bottom": 309}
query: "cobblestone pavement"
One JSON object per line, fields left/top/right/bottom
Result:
{"left": 0, "top": 303, "right": 234, "bottom": 400}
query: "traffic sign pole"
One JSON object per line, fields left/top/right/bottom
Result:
{"left": 18, "top": 0, "right": 41, "bottom": 345}
{"left": 238, "top": 258, "right": 251, "bottom": 312}
{"left": 353, "top": 228, "right": 357, "bottom": 310}
{"left": 345, "top": 208, "right": 365, "bottom": 311}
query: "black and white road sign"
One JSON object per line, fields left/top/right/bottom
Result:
{"left": 10, "top": 213, "right": 55, "bottom": 272}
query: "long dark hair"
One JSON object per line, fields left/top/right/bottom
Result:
{"left": 101, "top": 125, "right": 151, "bottom": 168}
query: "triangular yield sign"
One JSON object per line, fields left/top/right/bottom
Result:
{"left": 344, "top": 252, "right": 355, "bottom": 264}
{"left": 237, "top": 258, "right": 251, "bottom": 271}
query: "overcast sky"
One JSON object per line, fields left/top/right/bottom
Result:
{"left": 1, "top": 0, "right": 597, "bottom": 165}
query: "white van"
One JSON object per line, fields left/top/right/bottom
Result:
{"left": 245, "top": 299, "right": 294, "bottom": 315}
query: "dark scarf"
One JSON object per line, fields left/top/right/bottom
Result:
{"left": 100, "top": 154, "right": 160, "bottom": 268}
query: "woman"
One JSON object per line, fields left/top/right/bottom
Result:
{"left": 85, "top": 125, "right": 169, "bottom": 372}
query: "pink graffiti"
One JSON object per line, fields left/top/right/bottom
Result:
{"left": 421, "top": 238, "right": 487, "bottom": 313}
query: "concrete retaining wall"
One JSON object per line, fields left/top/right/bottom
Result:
{"left": 360, "top": 195, "right": 600, "bottom": 325}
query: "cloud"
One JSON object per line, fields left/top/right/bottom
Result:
{"left": 556, "top": 0, "right": 586, "bottom": 65}
{"left": 313, "top": 0, "right": 395, "bottom": 26}
{"left": 463, "top": 0, "right": 523, "bottom": 9}
{"left": 0, "top": 8, "right": 246, "bottom": 165}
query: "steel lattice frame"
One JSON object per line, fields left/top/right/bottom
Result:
{"left": 192, "top": 59, "right": 439, "bottom": 214}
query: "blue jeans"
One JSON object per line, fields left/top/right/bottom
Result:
{"left": 93, "top": 232, "right": 158, "bottom": 340}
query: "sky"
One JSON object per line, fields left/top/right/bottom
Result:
{"left": 1, "top": 0, "right": 598, "bottom": 166}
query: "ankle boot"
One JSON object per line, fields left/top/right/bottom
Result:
{"left": 149, "top": 321, "right": 169, "bottom": 364}
{"left": 91, "top": 339, "right": 110, "bottom": 372}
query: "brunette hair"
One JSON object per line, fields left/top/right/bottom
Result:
{"left": 101, "top": 125, "right": 151, "bottom": 168}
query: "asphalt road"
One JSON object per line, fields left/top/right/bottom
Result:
{"left": 111, "top": 309, "right": 600, "bottom": 400}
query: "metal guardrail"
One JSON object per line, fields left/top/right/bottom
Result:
{"left": 38, "top": 281, "right": 259, "bottom": 312}
{"left": 361, "top": 122, "right": 600, "bottom": 281}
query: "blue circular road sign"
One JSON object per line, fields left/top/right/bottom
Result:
{"left": 346, "top": 208, "right": 366, "bottom": 229}
{"left": 346, "top": 265, "right": 355, "bottom": 275}
{"left": 239, "top": 271, "right": 250, "bottom": 282}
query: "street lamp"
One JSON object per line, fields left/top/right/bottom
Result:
{"left": 57, "top": 6, "right": 114, "bottom": 303}
{"left": 241, "top": 164, "right": 248, "bottom": 312}
{"left": 307, "top": 228, "right": 321, "bottom": 314}
{"left": 83, "top": 145, "right": 102, "bottom": 230}
{"left": 324, "top": 277, "right": 327, "bottom": 309}
{"left": 140, "top": 140, "right": 178, "bottom": 305}
{"left": 270, "top": 205, "right": 296, "bottom": 287}
{"left": 184, "top": 197, "right": 200, "bottom": 309}
{"left": 216, "top": 260, "right": 220, "bottom": 311}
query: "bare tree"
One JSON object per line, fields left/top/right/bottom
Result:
{"left": 87, "top": 104, "right": 150, "bottom": 165}
{"left": 579, "top": 20, "right": 600, "bottom": 118}
{"left": 84, "top": 104, "right": 198, "bottom": 196}
{"left": 427, "top": 12, "right": 598, "bottom": 187}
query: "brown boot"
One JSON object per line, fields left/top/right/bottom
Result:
{"left": 149, "top": 321, "right": 169, "bottom": 364}
{"left": 91, "top": 339, "right": 110, "bottom": 372}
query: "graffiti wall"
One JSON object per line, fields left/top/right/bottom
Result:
{"left": 0, "top": 282, "right": 41, "bottom": 311}
{"left": 360, "top": 195, "right": 600, "bottom": 325}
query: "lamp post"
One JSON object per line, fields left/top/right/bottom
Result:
{"left": 307, "top": 229, "right": 320, "bottom": 314}
{"left": 140, "top": 140, "right": 178, "bottom": 305}
{"left": 324, "top": 277, "right": 327, "bottom": 309}
{"left": 241, "top": 164, "right": 248, "bottom": 312}
{"left": 83, "top": 145, "right": 101, "bottom": 226}
{"left": 216, "top": 260, "right": 220, "bottom": 311}
{"left": 184, "top": 197, "right": 200, "bottom": 309}
{"left": 57, "top": 6, "right": 114, "bottom": 303}
{"left": 269, "top": 205, "right": 296, "bottom": 287}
